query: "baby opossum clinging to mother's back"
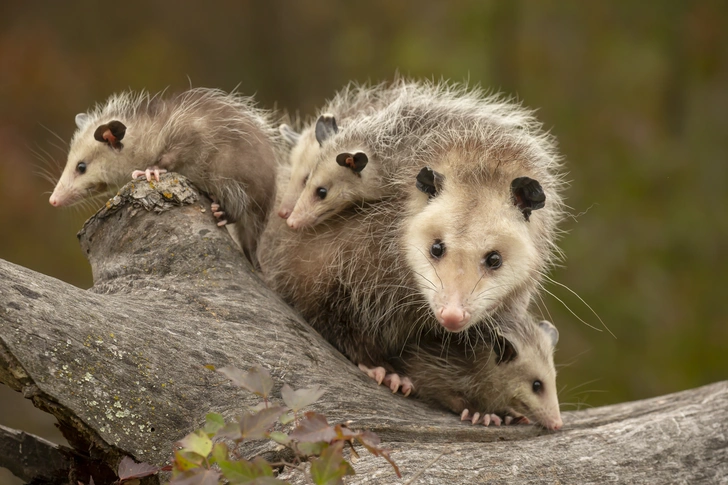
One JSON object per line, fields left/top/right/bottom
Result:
{"left": 259, "top": 79, "right": 566, "bottom": 381}
{"left": 49, "top": 88, "right": 279, "bottom": 264}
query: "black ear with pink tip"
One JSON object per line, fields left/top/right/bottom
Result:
{"left": 416, "top": 166, "right": 445, "bottom": 198}
{"left": 94, "top": 120, "right": 126, "bottom": 150}
{"left": 494, "top": 335, "right": 519, "bottom": 365}
{"left": 315, "top": 114, "right": 338, "bottom": 146}
{"left": 511, "top": 176, "right": 545, "bottom": 221}
{"left": 336, "top": 152, "right": 369, "bottom": 173}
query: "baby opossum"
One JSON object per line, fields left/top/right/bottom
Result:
{"left": 49, "top": 88, "right": 279, "bottom": 264}
{"left": 394, "top": 315, "right": 562, "bottom": 430}
{"left": 259, "top": 79, "right": 566, "bottom": 374}
{"left": 277, "top": 82, "right": 402, "bottom": 222}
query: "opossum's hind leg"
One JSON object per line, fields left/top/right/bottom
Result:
{"left": 358, "top": 364, "right": 413, "bottom": 397}
{"left": 210, "top": 195, "right": 228, "bottom": 227}
{"left": 460, "top": 409, "right": 503, "bottom": 427}
{"left": 132, "top": 166, "right": 168, "bottom": 182}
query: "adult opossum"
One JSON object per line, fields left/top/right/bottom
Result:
{"left": 49, "top": 88, "right": 279, "bottom": 264}
{"left": 394, "top": 316, "right": 563, "bottom": 430}
{"left": 258, "top": 80, "right": 565, "bottom": 376}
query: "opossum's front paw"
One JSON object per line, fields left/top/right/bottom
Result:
{"left": 357, "top": 365, "right": 413, "bottom": 396}
{"left": 383, "top": 373, "right": 414, "bottom": 397}
{"left": 460, "top": 409, "right": 503, "bottom": 427}
{"left": 210, "top": 202, "right": 228, "bottom": 227}
{"left": 132, "top": 167, "right": 168, "bottom": 182}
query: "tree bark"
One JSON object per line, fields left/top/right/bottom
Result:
{"left": 0, "top": 174, "right": 726, "bottom": 484}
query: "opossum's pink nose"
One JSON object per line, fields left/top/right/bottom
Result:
{"left": 49, "top": 194, "right": 59, "bottom": 207}
{"left": 543, "top": 416, "right": 563, "bottom": 431}
{"left": 278, "top": 207, "right": 291, "bottom": 219}
{"left": 437, "top": 306, "right": 471, "bottom": 331}
{"left": 286, "top": 216, "right": 301, "bottom": 230}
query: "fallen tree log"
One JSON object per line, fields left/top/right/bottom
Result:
{"left": 0, "top": 174, "right": 726, "bottom": 484}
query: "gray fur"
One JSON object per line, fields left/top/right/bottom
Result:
{"left": 259, "top": 79, "right": 566, "bottom": 368}
{"left": 54, "top": 88, "right": 281, "bottom": 265}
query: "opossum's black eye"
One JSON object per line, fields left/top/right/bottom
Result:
{"left": 316, "top": 187, "right": 328, "bottom": 200}
{"left": 484, "top": 251, "right": 502, "bottom": 269}
{"left": 76, "top": 162, "right": 87, "bottom": 174}
{"left": 532, "top": 380, "right": 543, "bottom": 394}
{"left": 430, "top": 240, "right": 445, "bottom": 259}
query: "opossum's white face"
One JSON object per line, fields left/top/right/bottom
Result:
{"left": 286, "top": 147, "right": 377, "bottom": 230}
{"left": 405, "top": 181, "right": 543, "bottom": 332}
{"left": 493, "top": 321, "right": 562, "bottom": 430}
{"left": 278, "top": 125, "right": 320, "bottom": 219}
{"left": 49, "top": 115, "right": 129, "bottom": 207}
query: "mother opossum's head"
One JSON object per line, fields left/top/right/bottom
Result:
{"left": 50, "top": 113, "right": 128, "bottom": 207}
{"left": 405, "top": 166, "right": 547, "bottom": 332}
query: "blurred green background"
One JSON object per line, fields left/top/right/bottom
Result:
{"left": 0, "top": 0, "right": 726, "bottom": 467}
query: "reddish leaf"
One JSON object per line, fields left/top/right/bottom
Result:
{"left": 218, "top": 366, "right": 273, "bottom": 398}
{"left": 118, "top": 456, "right": 160, "bottom": 480}
{"left": 309, "top": 442, "right": 354, "bottom": 485}
{"left": 289, "top": 412, "right": 336, "bottom": 443}
{"left": 280, "top": 384, "right": 325, "bottom": 412}
{"left": 240, "top": 406, "right": 285, "bottom": 440}
{"left": 356, "top": 431, "right": 401, "bottom": 478}
{"left": 169, "top": 469, "right": 220, "bottom": 485}
{"left": 215, "top": 421, "right": 242, "bottom": 440}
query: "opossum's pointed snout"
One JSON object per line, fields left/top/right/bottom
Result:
{"left": 542, "top": 415, "right": 563, "bottom": 431}
{"left": 437, "top": 306, "right": 471, "bottom": 331}
{"left": 49, "top": 194, "right": 59, "bottom": 206}
{"left": 278, "top": 206, "right": 291, "bottom": 219}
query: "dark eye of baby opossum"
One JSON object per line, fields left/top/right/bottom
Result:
{"left": 76, "top": 161, "right": 87, "bottom": 174}
{"left": 532, "top": 380, "right": 543, "bottom": 394}
{"left": 430, "top": 240, "right": 445, "bottom": 259}
{"left": 483, "top": 251, "right": 502, "bottom": 269}
{"left": 316, "top": 187, "right": 328, "bottom": 200}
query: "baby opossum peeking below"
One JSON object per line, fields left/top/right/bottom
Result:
{"left": 49, "top": 88, "right": 279, "bottom": 264}
{"left": 393, "top": 315, "right": 562, "bottom": 430}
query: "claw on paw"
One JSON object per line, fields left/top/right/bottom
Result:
{"left": 132, "top": 167, "right": 167, "bottom": 182}
{"left": 358, "top": 364, "right": 386, "bottom": 385}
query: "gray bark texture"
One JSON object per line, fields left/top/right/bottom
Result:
{"left": 0, "top": 174, "right": 726, "bottom": 484}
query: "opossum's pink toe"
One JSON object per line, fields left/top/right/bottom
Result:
{"left": 131, "top": 170, "right": 145, "bottom": 179}
{"left": 491, "top": 414, "right": 502, "bottom": 426}
{"left": 358, "top": 364, "right": 387, "bottom": 386}
{"left": 384, "top": 373, "right": 401, "bottom": 393}
{"left": 214, "top": 211, "right": 225, "bottom": 218}
{"left": 217, "top": 220, "right": 228, "bottom": 227}
{"left": 211, "top": 203, "right": 220, "bottom": 212}
{"left": 153, "top": 168, "right": 167, "bottom": 181}
{"left": 400, "top": 377, "right": 413, "bottom": 396}
{"left": 505, "top": 416, "right": 513, "bottom": 425}
{"left": 460, "top": 409, "right": 470, "bottom": 421}
{"left": 470, "top": 412, "right": 481, "bottom": 425}
{"left": 482, "top": 414, "right": 491, "bottom": 426}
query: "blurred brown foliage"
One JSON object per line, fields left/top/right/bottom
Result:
{"left": 0, "top": 0, "right": 726, "bottom": 439}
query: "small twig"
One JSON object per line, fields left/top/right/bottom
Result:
{"left": 403, "top": 448, "right": 453, "bottom": 485}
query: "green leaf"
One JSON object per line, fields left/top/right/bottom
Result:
{"left": 218, "top": 366, "right": 274, "bottom": 398}
{"left": 279, "top": 412, "right": 295, "bottom": 425}
{"left": 210, "top": 442, "right": 229, "bottom": 465}
{"left": 203, "top": 413, "right": 226, "bottom": 437}
{"left": 218, "top": 456, "right": 274, "bottom": 484}
{"left": 289, "top": 412, "right": 336, "bottom": 443}
{"left": 280, "top": 384, "right": 325, "bottom": 412}
{"left": 309, "top": 442, "right": 354, "bottom": 485}
{"left": 169, "top": 469, "right": 220, "bottom": 485}
{"left": 173, "top": 450, "right": 205, "bottom": 472}
{"left": 240, "top": 406, "right": 285, "bottom": 440}
{"left": 178, "top": 430, "right": 213, "bottom": 458}
{"left": 268, "top": 431, "right": 291, "bottom": 445}
{"left": 295, "top": 441, "right": 324, "bottom": 457}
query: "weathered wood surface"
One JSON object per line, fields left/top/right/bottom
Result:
{"left": 0, "top": 174, "right": 726, "bottom": 484}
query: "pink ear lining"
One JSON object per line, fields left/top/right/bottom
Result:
{"left": 102, "top": 129, "right": 116, "bottom": 145}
